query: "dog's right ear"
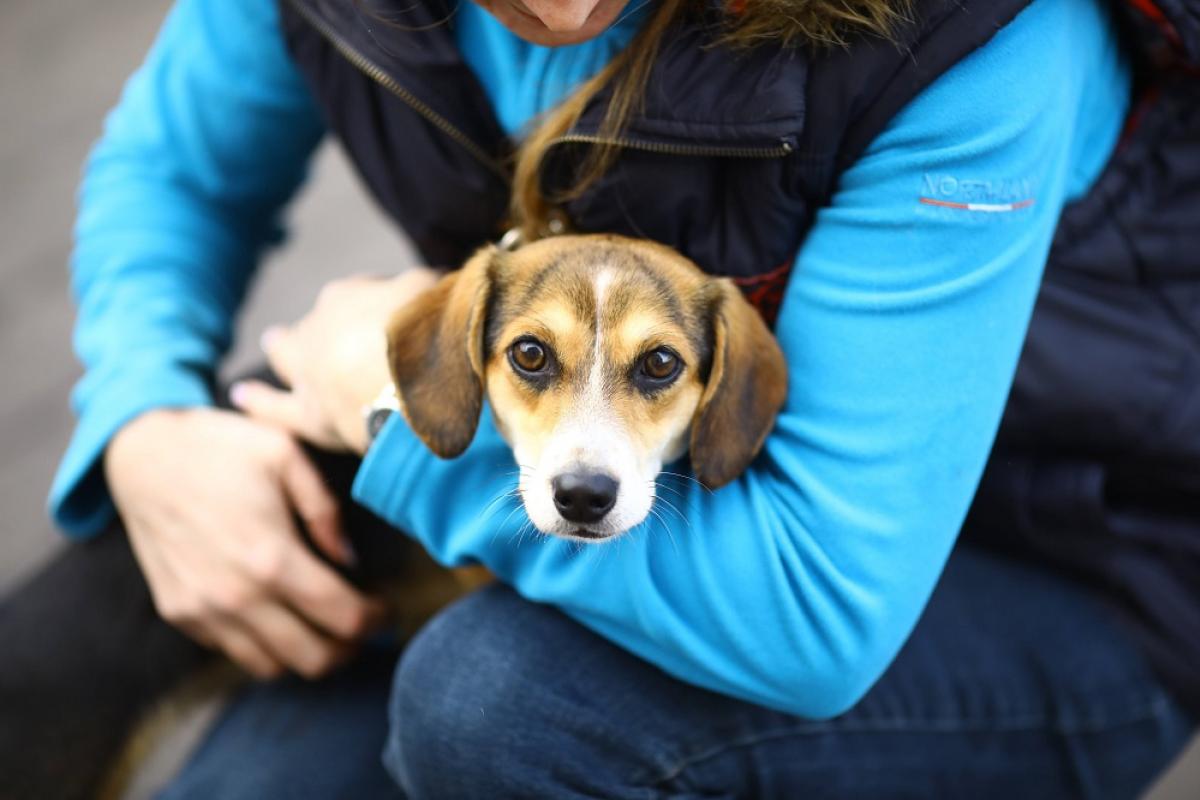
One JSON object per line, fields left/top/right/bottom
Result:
{"left": 386, "top": 247, "right": 496, "bottom": 458}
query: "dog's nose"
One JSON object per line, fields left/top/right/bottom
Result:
{"left": 552, "top": 472, "right": 618, "bottom": 524}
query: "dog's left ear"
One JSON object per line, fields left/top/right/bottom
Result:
{"left": 690, "top": 280, "right": 788, "bottom": 489}
{"left": 386, "top": 247, "right": 495, "bottom": 458}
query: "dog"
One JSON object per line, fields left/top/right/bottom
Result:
{"left": 386, "top": 233, "right": 787, "bottom": 541}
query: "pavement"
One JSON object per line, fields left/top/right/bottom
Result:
{"left": 0, "top": 0, "right": 1195, "bottom": 796}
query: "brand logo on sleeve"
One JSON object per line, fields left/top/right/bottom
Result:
{"left": 919, "top": 174, "right": 1036, "bottom": 213}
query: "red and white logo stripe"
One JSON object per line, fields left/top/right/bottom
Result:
{"left": 919, "top": 197, "right": 1036, "bottom": 213}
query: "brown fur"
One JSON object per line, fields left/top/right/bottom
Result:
{"left": 386, "top": 247, "right": 495, "bottom": 457}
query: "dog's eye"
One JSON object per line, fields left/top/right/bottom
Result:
{"left": 640, "top": 348, "right": 680, "bottom": 382}
{"left": 510, "top": 338, "right": 549, "bottom": 374}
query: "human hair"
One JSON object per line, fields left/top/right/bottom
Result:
{"left": 510, "top": 0, "right": 911, "bottom": 239}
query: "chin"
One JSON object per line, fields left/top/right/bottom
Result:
{"left": 478, "top": 0, "right": 629, "bottom": 47}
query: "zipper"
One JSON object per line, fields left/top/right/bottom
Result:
{"left": 548, "top": 133, "right": 795, "bottom": 159}
{"left": 287, "top": 1, "right": 794, "bottom": 184}
{"left": 285, "top": 0, "right": 510, "bottom": 181}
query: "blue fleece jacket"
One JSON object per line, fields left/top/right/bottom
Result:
{"left": 52, "top": 0, "right": 1129, "bottom": 716}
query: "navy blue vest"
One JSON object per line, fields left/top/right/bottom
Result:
{"left": 278, "top": 0, "right": 1200, "bottom": 712}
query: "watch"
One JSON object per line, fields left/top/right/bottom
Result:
{"left": 363, "top": 383, "right": 401, "bottom": 446}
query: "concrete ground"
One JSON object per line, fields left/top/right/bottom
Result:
{"left": 0, "top": 0, "right": 1195, "bottom": 796}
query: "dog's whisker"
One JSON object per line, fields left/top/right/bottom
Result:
{"left": 646, "top": 507, "right": 665, "bottom": 530}
{"left": 654, "top": 495, "right": 693, "bottom": 530}
{"left": 490, "top": 497, "right": 529, "bottom": 546}
{"left": 652, "top": 489, "right": 691, "bottom": 520}
{"left": 649, "top": 479, "right": 702, "bottom": 521}
{"left": 649, "top": 484, "right": 695, "bottom": 517}
{"left": 513, "top": 517, "right": 540, "bottom": 548}
{"left": 479, "top": 484, "right": 522, "bottom": 519}
{"left": 485, "top": 494, "right": 524, "bottom": 544}
{"left": 657, "top": 471, "right": 714, "bottom": 495}
{"left": 657, "top": 474, "right": 696, "bottom": 494}
{"left": 646, "top": 506, "right": 681, "bottom": 556}
{"left": 651, "top": 480, "right": 686, "bottom": 500}
{"left": 497, "top": 501, "right": 523, "bottom": 526}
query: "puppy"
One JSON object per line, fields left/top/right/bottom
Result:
{"left": 387, "top": 234, "right": 787, "bottom": 541}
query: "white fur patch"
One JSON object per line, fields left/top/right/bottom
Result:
{"left": 587, "top": 268, "right": 614, "bottom": 404}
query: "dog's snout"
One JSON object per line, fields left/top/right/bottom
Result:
{"left": 552, "top": 472, "right": 618, "bottom": 523}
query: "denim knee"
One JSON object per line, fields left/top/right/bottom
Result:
{"left": 384, "top": 585, "right": 662, "bottom": 799}
{"left": 386, "top": 586, "right": 536, "bottom": 797}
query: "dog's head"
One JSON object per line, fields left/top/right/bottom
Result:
{"left": 387, "top": 235, "right": 786, "bottom": 541}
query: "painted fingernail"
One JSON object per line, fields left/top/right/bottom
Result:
{"left": 229, "top": 382, "right": 248, "bottom": 407}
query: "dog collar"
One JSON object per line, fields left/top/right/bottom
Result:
{"left": 497, "top": 216, "right": 566, "bottom": 253}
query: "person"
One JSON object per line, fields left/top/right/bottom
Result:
{"left": 10, "top": 0, "right": 1198, "bottom": 795}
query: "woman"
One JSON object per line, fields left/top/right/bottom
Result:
{"left": 38, "top": 0, "right": 1199, "bottom": 795}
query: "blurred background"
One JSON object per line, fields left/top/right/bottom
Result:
{"left": 0, "top": 0, "right": 415, "bottom": 592}
{"left": 0, "top": 0, "right": 1195, "bottom": 796}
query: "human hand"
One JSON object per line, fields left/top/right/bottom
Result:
{"left": 231, "top": 268, "right": 440, "bottom": 455}
{"left": 105, "top": 407, "right": 387, "bottom": 679}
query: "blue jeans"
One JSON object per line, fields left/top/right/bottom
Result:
{"left": 163, "top": 545, "right": 1194, "bottom": 798}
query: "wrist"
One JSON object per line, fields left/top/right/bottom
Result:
{"left": 108, "top": 406, "right": 186, "bottom": 457}
{"left": 104, "top": 406, "right": 204, "bottom": 490}
{"left": 339, "top": 413, "right": 371, "bottom": 458}
{"left": 357, "top": 384, "right": 400, "bottom": 456}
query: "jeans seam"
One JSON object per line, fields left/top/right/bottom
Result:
{"left": 641, "top": 692, "right": 1176, "bottom": 787}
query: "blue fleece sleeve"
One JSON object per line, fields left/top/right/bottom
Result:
{"left": 354, "top": 0, "right": 1128, "bottom": 715}
{"left": 49, "top": 0, "right": 325, "bottom": 537}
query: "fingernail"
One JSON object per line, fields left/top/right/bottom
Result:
{"left": 260, "top": 327, "right": 282, "bottom": 352}
{"left": 342, "top": 538, "right": 359, "bottom": 568}
{"left": 229, "top": 382, "right": 249, "bottom": 408}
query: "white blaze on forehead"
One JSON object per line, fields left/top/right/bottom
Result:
{"left": 588, "top": 267, "right": 616, "bottom": 401}
{"left": 593, "top": 266, "right": 616, "bottom": 304}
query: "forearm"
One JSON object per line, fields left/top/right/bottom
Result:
{"left": 50, "top": 0, "right": 325, "bottom": 537}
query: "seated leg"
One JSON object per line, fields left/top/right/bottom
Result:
{"left": 0, "top": 530, "right": 209, "bottom": 799}
{"left": 387, "top": 546, "right": 1195, "bottom": 799}
{"left": 159, "top": 642, "right": 403, "bottom": 800}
